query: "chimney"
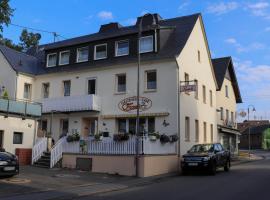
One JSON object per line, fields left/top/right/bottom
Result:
{"left": 99, "top": 22, "right": 123, "bottom": 33}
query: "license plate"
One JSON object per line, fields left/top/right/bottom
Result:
{"left": 4, "top": 167, "right": 15, "bottom": 171}
{"left": 188, "top": 163, "right": 198, "bottom": 166}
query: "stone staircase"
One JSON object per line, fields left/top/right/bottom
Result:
{"left": 33, "top": 151, "right": 51, "bottom": 168}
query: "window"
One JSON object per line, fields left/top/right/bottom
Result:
{"left": 210, "top": 90, "right": 213, "bottom": 107}
{"left": 41, "top": 120, "right": 47, "bottom": 131}
{"left": 139, "top": 35, "right": 153, "bottom": 53}
{"left": 202, "top": 85, "right": 206, "bottom": 103}
{"left": 116, "top": 74, "right": 126, "bottom": 93}
{"left": 87, "top": 79, "right": 96, "bottom": 95}
{"left": 148, "top": 117, "right": 155, "bottom": 133}
{"left": 185, "top": 116, "right": 190, "bottom": 141}
{"left": 60, "top": 119, "right": 69, "bottom": 135}
{"left": 13, "top": 132, "right": 23, "bottom": 144}
{"left": 128, "top": 118, "right": 136, "bottom": 135}
{"left": 94, "top": 44, "right": 107, "bottom": 60}
{"left": 63, "top": 80, "right": 71, "bottom": 96}
{"left": 210, "top": 124, "right": 213, "bottom": 142}
{"left": 194, "top": 79, "right": 198, "bottom": 99}
{"left": 47, "top": 53, "right": 57, "bottom": 67}
{"left": 226, "top": 109, "right": 229, "bottom": 121}
{"left": 118, "top": 119, "right": 127, "bottom": 133}
{"left": 42, "top": 83, "right": 50, "bottom": 98}
{"left": 59, "top": 51, "right": 70, "bottom": 65}
{"left": 115, "top": 40, "right": 129, "bottom": 56}
{"left": 23, "top": 83, "right": 32, "bottom": 100}
{"left": 231, "top": 112, "right": 234, "bottom": 123}
{"left": 225, "top": 85, "right": 229, "bottom": 97}
{"left": 203, "top": 122, "right": 207, "bottom": 143}
{"left": 146, "top": 70, "right": 157, "bottom": 90}
{"left": 195, "top": 119, "right": 199, "bottom": 142}
{"left": 220, "top": 107, "right": 224, "bottom": 120}
{"left": 77, "top": 47, "right": 89, "bottom": 62}
{"left": 198, "top": 50, "right": 201, "bottom": 63}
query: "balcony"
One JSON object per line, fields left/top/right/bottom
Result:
{"left": 40, "top": 95, "right": 101, "bottom": 113}
{"left": 0, "top": 98, "right": 42, "bottom": 118}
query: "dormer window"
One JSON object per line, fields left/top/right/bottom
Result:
{"left": 139, "top": 35, "right": 153, "bottom": 53}
{"left": 59, "top": 51, "right": 70, "bottom": 65}
{"left": 115, "top": 40, "right": 129, "bottom": 57}
{"left": 77, "top": 47, "right": 89, "bottom": 63}
{"left": 94, "top": 44, "right": 107, "bottom": 60}
{"left": 46, "top": 53, "right": 57, "bottom": 67}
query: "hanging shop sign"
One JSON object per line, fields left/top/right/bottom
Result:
{"left": 118, "top": 96, "right": 152, "bottom": 112}
{"left": 180, "top": 80, "right": 197, "bottom": 93}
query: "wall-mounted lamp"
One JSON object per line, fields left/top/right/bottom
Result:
{"left": 162, "top": 120, "right": 170, "bottom": 127}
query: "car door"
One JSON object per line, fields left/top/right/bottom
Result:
{"left": 218, "top": 144, "right": 226, "bottom": 165}
{"left": 214, "top": 144, "right": 222, "bottom": 167}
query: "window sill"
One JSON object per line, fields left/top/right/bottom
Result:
{"left": 94, "top": 57, "right": 107, "bottom": 61}
{"left": 76, "top": 60, "right": 88, "bottom": 63}
{"left": 144, "top": 89, "right": 157, "bottom": 93}
{"left": 114, "top": 92, "right": 126, "bottom": 95}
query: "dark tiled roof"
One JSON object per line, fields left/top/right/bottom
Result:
{"left": 2, "top": 13, "right": 199, "bottom": 75}
{"left": 212, "top": 57, "right": 242, "bottom": 103}
{"left": 0, "top": 45, "right": 39, "bottom": 75}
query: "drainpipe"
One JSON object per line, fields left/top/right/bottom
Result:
{"left": 175, "top": 56, "right": 181, "bottom": 171}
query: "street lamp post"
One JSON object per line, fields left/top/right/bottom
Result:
{"left": 247, "top": 105, "right": 256, "bottom": 159}
{"left": 135, "top": 13, "right": 157, "bottom": 177}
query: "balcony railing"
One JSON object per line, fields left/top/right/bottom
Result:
{"left": 0, "top": 98, "right": 42, "bottom": 117}
{"left": 223, "top": 119, "right": 236, "bottom": 129}
{"left": 40, "top": 95, "right": 101, "bottom": 113}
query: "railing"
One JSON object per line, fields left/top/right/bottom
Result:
{"left": 140, "top": 137, "right": 177, "bottom": 154}
{"left": 50, "top": 137, "right": 66, "bottom": 168}
{"left": 0, "top": 98, "right": 42, "bottom": 117}
{"left": 41, "top": 95, "right": 101, "bottom": 113}
{"left": 32, "top": 137, "right": 47, "bottom": 164}
{"left": 61, "top": 136, "right": 177, "bottom": 155}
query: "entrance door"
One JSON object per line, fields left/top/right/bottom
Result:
{"left": 0, "top": 131, "right": 3, "bottom": 149}
{"left": 60, "top": 119, "right": 69, "bottom": 136}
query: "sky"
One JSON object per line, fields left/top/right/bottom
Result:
{"left": 2, "top": 0, "right": 270, "bottom": 121}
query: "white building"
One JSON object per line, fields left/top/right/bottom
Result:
{"left": 0, "top": 13, "right": 241, "bottom": 176}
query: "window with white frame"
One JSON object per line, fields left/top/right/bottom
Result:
{"left": 23, "top": 83, "right": 32, "bottom": 100}
{"left": 87, "top": 78, "right": 96, "bottom": 95}
{"left": 59, "top": 51, "right": 70, "bottom": 65}
{"left": 42, "top": 83, "right": 50, "bottom": 98}
{"left": 116, "top": 74, "right": 126, "bottom": 93}
{"left": 13, "top": 132, "right": 23, "bottom": 144}
{"left": 47, "top": 53, "right": 57, "bottom": 67}
{"left": 118, "top": 117, "right": 155, "bottom": 135}
{"left": 220, "top": 107, "right": 224, "bottom": 120}
{"left": 202, "top": 85, "right": 206, "bottom": 103}
{"left": 63, "top": 80, "right": 71, "bottom": 97}
{"left": 94, "top": 44, "right": 107, "bottom": 60}
{"left": 185, "top": 116, "right": 190, "bottom": 141}
{"left": 146, "top": 70, "right": 157, "bottom": 90}
{"left": 194, "top": 79, "right": 198, "bottom": 99}
{"left": 139, "top": 36, "right": 153, "bottom": 53}
{"left": 225, "top": 85, "right": 229, "bottom": 97}
{"left": 195, "top": 119, "right": 199, "bottom": 142}
{"left": 77, "top": 47, "right": 89, "bottom": 62}
{"left": 203, "top": 122, "right": 207, "bottom": 143}
{"left": 115, "top": 40, "right": 129, "bottom": 56}
{"left": 210, "top": 124, "right": 213, "bottom": 142}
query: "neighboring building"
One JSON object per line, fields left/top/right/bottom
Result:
{"left": 239, "top": 124, "right": 270, "bottom": 150}
{"left": 237, "top": 120, "right": 270, "bottom": 133}
{"left": 212, "top": 57, "right": 242, "bottom": 154}
{"left": 0, "top": 13, "right": 242, "bottom": 176}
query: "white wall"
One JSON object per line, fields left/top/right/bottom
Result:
{"left": 0, "top": 52, "right": 17, "bottom": 99}
{"left": 177, "top": 17, "right": 218, "bottom": 154}
{"left": 0, "top": 116, "right": 36, "bottom": 154}
{"left": 16, "top": 73, "right": 35, "bottom": 101}
{"left": 34, "top": 61, "right": 178, "bottom": 140}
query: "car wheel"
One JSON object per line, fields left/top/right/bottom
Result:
{"left": 209, "top": 162, "right": 216, "bottom": 175}
{"left": 224, "top": 160, "right": 230, "bottom": 172}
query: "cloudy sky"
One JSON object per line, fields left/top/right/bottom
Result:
{"left": 3, "top": 0, "right": 270, "bottom": 121}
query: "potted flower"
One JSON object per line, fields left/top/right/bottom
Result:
{"left": 94, "top": 133, "right": 103, "bottom": 141}
{"left": 113, "top": 133, "right": 129, "bottom": 142}
{"left": 169, "top": 134, "right": 179, "bottom": 143}
{"left": 148, "top": 132, "right": 160, "bottom": 141}
{"left": 160, "top": 134, "right": 170, "bottom": 144}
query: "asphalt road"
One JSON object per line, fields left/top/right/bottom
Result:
{"left": 79, "top": 151, "right": 270, "bottom": 200}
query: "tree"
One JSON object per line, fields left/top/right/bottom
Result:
{"left": 0, "top": 37, "right": 22, "bottom": 51}
{"left": 0, "top": 0, "right": 14, "bottom": 37}
{"left": 19, "top": 29, "right": 41, "bottom": 51}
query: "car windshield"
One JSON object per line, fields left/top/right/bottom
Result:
{"left": 189, "top": 144, "right": 214, "bottom": 153}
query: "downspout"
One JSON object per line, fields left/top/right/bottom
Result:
{"left": 175, "top": 56, "right": 181, "bottom": 171}
{"left": 15, "top": 72, "right": 18, "bottom": 100}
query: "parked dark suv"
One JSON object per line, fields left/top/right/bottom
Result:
{"left": 0, "top": 148, "right": 19, "bottom": 177}
{"left": 181, "top": 143, "right": 231, "bottom": 175}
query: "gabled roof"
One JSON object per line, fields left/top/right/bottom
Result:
{"left": 212, "top": 56, "right": 242, "bottom": 103}
{"left": 0, "top": 45, "right": 38, "bottom": 75}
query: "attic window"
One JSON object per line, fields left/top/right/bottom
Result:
{"left": 115, "top": 40, "right": 129, "bottom": 57}
{"left": 59, "top": 51, "right": 70, "bottom": 65}
{"left": 139, "top": 36, "right": 153, "bottom": 53}
{"left": 94, "top": 44, "right": 107, "bottom": 60}
{"left": 77, "top": 47, "right": 89, "bottom": 63}
{"left": 47, "top": 53, "right": 57, "bottom": 67}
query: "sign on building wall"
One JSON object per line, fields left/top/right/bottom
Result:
{"left": 180, "top": 81, "right": 197, "bottom": 93}
{"left": 118, "top": 96, "right": 152, "bottom": 112}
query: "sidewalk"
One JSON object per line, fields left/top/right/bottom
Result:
{"left": 231, "top": 151, "right": 264, "bottom": 166}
